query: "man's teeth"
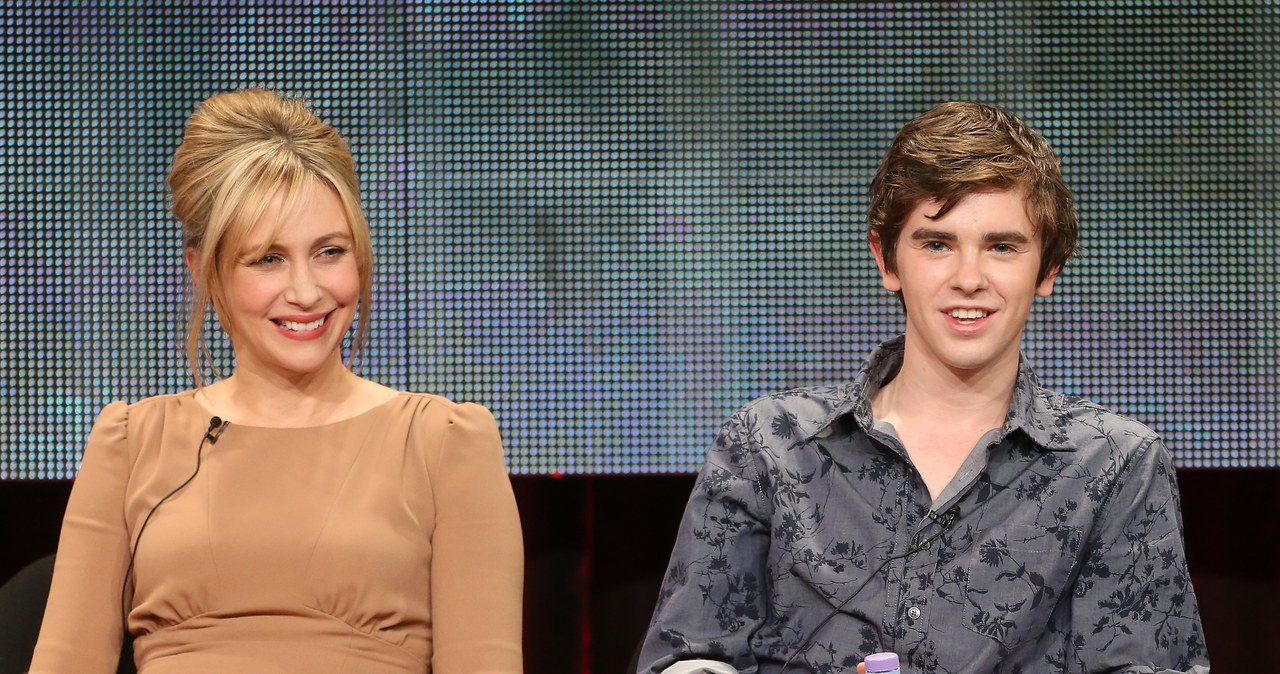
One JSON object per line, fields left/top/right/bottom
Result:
{"left": 950, "top": 309, "right": 989, "bottom": 320}
{"left": 277, "top": 316, "right": 327, "bottom": 332}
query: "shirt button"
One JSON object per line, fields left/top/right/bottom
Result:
{"left": 918, "top": 538, "right": 931, "bottom": 550}
{"left": 907, "top": 606, "right": 922, "bottom": 620}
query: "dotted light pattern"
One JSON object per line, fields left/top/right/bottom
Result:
{"left": 1, "top": 2, "right": 1276, "bottom": 477}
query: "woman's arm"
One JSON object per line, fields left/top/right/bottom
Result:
{"left": 427, "top": 402, "right": 524, "bottom": 674}
{"left": 29, "top": 402, "right": 132, "bottom": 674}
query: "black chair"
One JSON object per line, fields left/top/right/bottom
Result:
{"left": 0, "top": 555, "right": 135, "bottom": 674}
{"left": 0, "top": 555, "right": 55, "bottom": 674}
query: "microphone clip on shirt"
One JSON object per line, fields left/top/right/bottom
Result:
{"left": 925, "top": 505, "right": 960, "bottom": 529}
{"left": 205, "top": 416, "right": 229, "bottom": 444}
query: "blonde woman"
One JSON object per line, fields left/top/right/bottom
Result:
{"left": 30, "top": 89, "right": 523, "bottom": 673}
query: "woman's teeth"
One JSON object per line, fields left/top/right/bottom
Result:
{"left": 276, "top": 316, "right": 327, "bottom": 332}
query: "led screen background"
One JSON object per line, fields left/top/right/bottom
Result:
{"left": 1, "top": 2, "right": 1276, "bottom": 477}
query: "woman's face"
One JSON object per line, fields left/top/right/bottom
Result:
{"left": 219, "top": 182, "right": 360, "bottom": 381}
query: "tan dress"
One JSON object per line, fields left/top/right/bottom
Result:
{"left": 29, "top": 390, "right": 524, "bottom": 673}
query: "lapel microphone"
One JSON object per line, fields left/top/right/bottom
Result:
{"left": 205, "top": 416, "right": 229, "bottom": 444}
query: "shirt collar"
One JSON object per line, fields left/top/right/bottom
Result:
{"left": 808, "top": 335, "right": 1078, "bottom": 451}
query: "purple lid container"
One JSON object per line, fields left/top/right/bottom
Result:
{"left": 864, "top": 652, "right": 901, "bottom": 672}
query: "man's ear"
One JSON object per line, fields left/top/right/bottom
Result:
{"left": 868, "top": 231, "right": 901, "bottom": 293}
{"left": 1036, "top": 266, "right": 1059, "bottom": 298}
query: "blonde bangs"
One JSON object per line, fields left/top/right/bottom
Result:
{"left": 214, "top": 172, "right": 313, "bottom": 272}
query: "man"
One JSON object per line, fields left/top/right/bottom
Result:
{"left": 638, "top": 102, "right": 1208, "bottom": 673}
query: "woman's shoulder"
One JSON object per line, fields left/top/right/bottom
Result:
{"left": 90, "top": 390, "right": 211, "bottom": 439}
{"left": 116, "top": 389, "right": 205, "bottom": 420}
{"left": 393, "top": 390, "right": 494, "bottom": 418}
{"left": 390, "top": 394, "right": 507, "bottom": 477}
{"left": 80, "top": 391, "right": 207, "bottom": 469}
{"left": 389, "top": 392, "right": 502, "bottom": 447}
{"left": 334, "top": 378, "right": 475, "bottom": 422}
{"left": 90, "top": 389, "right": 197, "bottom": 419}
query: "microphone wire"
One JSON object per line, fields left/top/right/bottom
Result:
{"left": 118, "top": 417, "right": 227, "bottom": 635}
{"left": 777, "top": 505, "right": 959, "bottom": 673}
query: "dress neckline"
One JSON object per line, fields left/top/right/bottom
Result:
{"left": 184, "top": 389, "right": 411, "bottom": 432}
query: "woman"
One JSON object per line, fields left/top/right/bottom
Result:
{"left": 30, "top": 89, "right": 524, "bottom": 673}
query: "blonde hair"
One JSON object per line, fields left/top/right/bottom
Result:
{"left": 869, "top": 101, "right": 1079, "bottom": 283}
{"left": 168, "top": 88, "right": 373, "bottom": 384}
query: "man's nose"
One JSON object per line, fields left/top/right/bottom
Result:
{"left": 951, "top": 251, "right": 989, "bottom": 293}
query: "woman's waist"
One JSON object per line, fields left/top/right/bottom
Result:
{"left": 133, "top": 611, "right": 430, "bottom": 672}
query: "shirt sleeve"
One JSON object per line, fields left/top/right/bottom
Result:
{"left": 29, "top": 402, "right": 132, "bottom": 674}
{"left": 638, "top": 413, "right": 775, "bottom": 674}
{"left": 1055, "top": 435, "right": 1210, "bottom": 673}
{"left": 427, "top": 402, "right": 524, "bottom": 674}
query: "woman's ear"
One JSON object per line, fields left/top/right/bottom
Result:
{"left": 185, "top": 248, "right": 200, "bottom": 282}
{"left": 186, "top": 248, "right": 215, "bottom": 297}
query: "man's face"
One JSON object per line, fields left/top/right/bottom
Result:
{"left": 871, "top": 188, "right": 1057, "bottom": 379}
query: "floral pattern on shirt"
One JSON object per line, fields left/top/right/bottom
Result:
{"left": 640, "top": 336, "right": 1208, "bottom": 674}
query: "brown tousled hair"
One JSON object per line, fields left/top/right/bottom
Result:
{"left": 868, "top": 101, "right": 1079, "bottom": 283}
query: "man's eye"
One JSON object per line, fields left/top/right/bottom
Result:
{"left": 924, "top": 241, "right": 948, "bottom": 252}
{"left": 991, "top": 243, "right": 1016, "bottom": 253}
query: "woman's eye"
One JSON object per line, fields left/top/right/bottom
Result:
{"left": 252, "top": 253, "right": 283, "bottom": 266}
{"left": 319, "top": 247, "right": 347, "bottom": 259}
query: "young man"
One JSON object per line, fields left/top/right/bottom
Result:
{"left": 638, "top": 102, "right": 1209, "bottom": 674}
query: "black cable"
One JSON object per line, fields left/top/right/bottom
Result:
{"left": 118, "top": 418, "right": 227, "bottom": 633}
{"left": 777, "top": 506, "right": 959, "bottom": 673}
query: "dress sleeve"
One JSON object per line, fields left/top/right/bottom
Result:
{"left": 29, "top": 402, "right": 132, "bottom": 674}
{"left": 638, "top": 414, "right": 773, "bottom": 674}
{"left": 427, "top": 402, "right": 524, "bottom": 674}
{"left": 1057, "top": 436, "right": 1210, "bottom": 673}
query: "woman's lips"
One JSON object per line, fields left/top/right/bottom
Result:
{"left": 272, "top": 312, "right": 331, "bottom": 340}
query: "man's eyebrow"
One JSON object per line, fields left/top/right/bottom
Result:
{"left": 910, "top": 228, "right": 957, "bottom": 241}
{"left": 982, "top": 230, "right": 1032, "bottom": 244}
{"left": 908, "top": 228, "right": 1033, "bottom": 244}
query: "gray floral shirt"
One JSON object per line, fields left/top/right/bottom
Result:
{"left": 640, "top": 337, "right": 1208, "bottom": 674}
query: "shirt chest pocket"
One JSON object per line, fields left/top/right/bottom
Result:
{"left": 942, "top": 524, "right": 1080, "bottom": 649}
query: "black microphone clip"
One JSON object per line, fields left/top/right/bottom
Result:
{"left": 204, "top": 416, "right": 228, "bottom": 444}
{"left": 927, "top": 505, "right": 961, "bottom": 529}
